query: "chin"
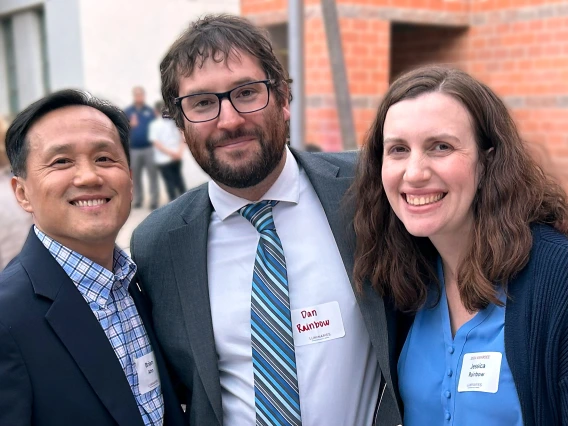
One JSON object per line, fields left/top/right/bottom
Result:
{"left": 402, "top": 224, "right": 436, "bottom": 238}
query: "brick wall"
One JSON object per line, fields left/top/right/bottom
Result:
{"left": 243, "top": 0, "right": 568, "bottom": 184}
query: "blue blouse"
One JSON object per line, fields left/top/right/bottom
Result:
{"left": 398, "top": 260, "right": 523, "bottom": 426}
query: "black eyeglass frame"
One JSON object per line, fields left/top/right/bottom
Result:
{"left": 174, "top": 79, "right": 275, "bottom": 123}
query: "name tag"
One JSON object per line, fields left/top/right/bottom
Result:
{"left": 458, "top": 351, "right": 502, "bottom": 393}
{"left": 291, "top": 301, "right": 345, "bottom": 346}
{"left": 135, "top": 351, "right": 160, "bottom": 394}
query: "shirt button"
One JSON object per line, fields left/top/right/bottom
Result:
{"left": 445, "top": 390, "right": 451, "bottom": 398}
{"left": 445, "top": 411, "right": 451, "bottom": 420}
{"left": 447, "top": 369, "right": 453, "bottom": 377}
{"left": 448, "top": 346, "right": 455, "bottom": 354}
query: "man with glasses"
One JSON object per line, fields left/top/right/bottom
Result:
{"left": 131, "top": 14, "right": 402, "bottom": 426}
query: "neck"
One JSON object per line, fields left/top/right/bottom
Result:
{"left": 70, "top": 242, "right": 116, "bottom": 271}
{"left": 48, "top": 235, "right": 115, "bottom": 271}
{"left": 430, "top": 231, "right": 472, "bottom": 285}
{"left": 88, "top": 250, "right": 115, "bottom": 272}
{"left": 217, "top": 151, "right": 287, "bottom": 202}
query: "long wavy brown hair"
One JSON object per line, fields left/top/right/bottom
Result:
{"left": 353, "top": 66, "right": 568, "bottom": 313}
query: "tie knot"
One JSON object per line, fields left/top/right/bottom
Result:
{"left": 239, "top": 200, "right": 279, "bottom": 233}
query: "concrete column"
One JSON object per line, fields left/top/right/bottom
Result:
{"left": 12, "top": 10, "right": 45, "bottom": 109}
{"left": 45, "top": 0, "right": 84, "bottom": 91}
{"left": 0, "top": 29, "right": 11, "bottom": 116}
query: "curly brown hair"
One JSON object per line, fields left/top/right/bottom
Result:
{"left": 160, "top": 14, "right": 291, "bottom": 129}
{"left": 353, "top": 65, "right": 568, "bottom": 313}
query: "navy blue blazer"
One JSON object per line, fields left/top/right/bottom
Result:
{"left": 0, "top": 229, "right": 185, "bottom": 426}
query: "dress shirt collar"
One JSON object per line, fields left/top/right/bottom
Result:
{"left": 34, "top": 226, "right": 137, "bottom": 307}
{"left": 208, "top": 146, "right": 300, "bottom": 221}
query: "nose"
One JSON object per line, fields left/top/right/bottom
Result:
{"left": 73, "top": 161, "right": 104, "bottom": 187}
{"left": 403, "top": 152, "right": 431, "bottom": 184}
{"left": 216, "top": 98, "right": 245, "bottom": 131}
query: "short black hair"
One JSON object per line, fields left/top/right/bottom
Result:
{"left": 6, "top": 89, "right": 130, "bottom": 177}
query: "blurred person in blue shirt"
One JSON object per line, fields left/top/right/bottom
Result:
{"left": 124, "top": 86, "right": 159, "bottom": 209}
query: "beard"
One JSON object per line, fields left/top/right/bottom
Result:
{"left": 183, "top": 104, "right": 288, "bottom": 189}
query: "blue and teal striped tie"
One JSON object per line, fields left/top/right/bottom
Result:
{"left": 239, "top": 200, "right": 302, "bottom": 426}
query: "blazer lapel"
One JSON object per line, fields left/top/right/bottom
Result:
{"left": 168, "top": 189, "right": 223, "bottom": 425}
{"left": 293, "top": 150, "right": 399, "bottom": 413}
{"left": 21, "top": 232, "right": 144, "bottom": 426}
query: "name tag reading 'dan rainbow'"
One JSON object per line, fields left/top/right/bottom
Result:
{"left": 291, "top": 301, "right": 345, "bottom": 346}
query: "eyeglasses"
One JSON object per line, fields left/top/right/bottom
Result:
{"left": 175, "top": 79, "right": 274, "bottom": 123}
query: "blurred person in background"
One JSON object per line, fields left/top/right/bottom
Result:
{"left": 353, "top": 65, "right": 568, "bottom": 425}
{"left": 131, "top": 14, "right": 402, "bottom": 426}
{"left": 0, "top": 115, "right": 32, "bottom": 270}
{"left": 125, "top": 86, "right": 159, "bottom": 209}
{"left": 0, "top": 90, "right": 184, "bottom": 426}
{"left": 149, "top": 101, "right": 187, "bottom": 202}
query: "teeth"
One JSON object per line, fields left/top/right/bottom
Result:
{"left": 73, "top": 199, "right": 107, "bottom": 207}
{"left": 405, "top": 193, "right": 444, "bottom": 206}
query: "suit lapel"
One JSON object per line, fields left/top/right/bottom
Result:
{"left": 168, "top": 189, "right": 223, "bottom": 425}
{"left": 21, "top": 232, "right": 144, "bottom": 426}
{"left": 293, "top": 150, "right": 356, "bottom": 282}
{"left": 294, "top": 151, "right": 398, "bottom": 414}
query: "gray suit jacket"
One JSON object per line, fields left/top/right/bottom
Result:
{"left": 131, "top": 149, "right": 402, "bottom": 425}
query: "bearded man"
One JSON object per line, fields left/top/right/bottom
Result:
{"left": 130, "top": 14, "right": 402, "bottom": 426}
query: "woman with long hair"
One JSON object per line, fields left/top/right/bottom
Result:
{"left": 353, "top": 65, "right": 568, "bottom": 425}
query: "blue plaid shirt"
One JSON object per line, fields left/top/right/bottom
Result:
{"left": 35, "top": 227, "right": 164, "bottom": 426}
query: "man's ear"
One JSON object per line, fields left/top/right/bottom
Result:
{"left": 280, "top": 83, "right": 291, "bottom": 122}
{"left": 129, "top": 169, "right": 134, "bottom": 201}
{"left": 11, "top": 176, "right": 33, "bottom": 214}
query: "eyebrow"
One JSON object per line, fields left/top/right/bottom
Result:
{"left": 43, "top": 141, "right": 117, "bottom": 158}
{"left": 184, "top": 77, "right": 264, "bottom": 96}
{"left": 383, "top": 133, "right": 460, "bottom": 146}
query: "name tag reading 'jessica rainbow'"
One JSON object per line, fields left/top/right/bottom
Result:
{"left": 458, "top": 352, "right": 502, "bottom": 393}
{"left": 291, "top": 301, "right": 345, "bottom": 346}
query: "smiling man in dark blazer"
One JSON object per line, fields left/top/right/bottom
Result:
{"left": 0, "top": 90, "right": 184, "bottom": 426}
{"left": 131, "top": 14, "right": 402, "bottom": 426}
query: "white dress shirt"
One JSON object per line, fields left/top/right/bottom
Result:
{"left": 207, "top": 147, "right": 380, "bottom": 425}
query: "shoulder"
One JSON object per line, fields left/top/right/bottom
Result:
{"left": 292, "top": 149, "right": 358, "bottom": 176}
{"left": 510, "top": 224, "right": 568, "bottom": 309}
{"left": 298, "top": 149, "right": 357, "bottom": 166}
{"left": 529, "top": 224, "right": 568, "bottom": 269}
{"left": 0, "top": 259, "right": 36, "bottom": 324}
{"left": 132, "top": 183, "right": 209, "bottom": 247}
{"left": 148, "top": 119, "right": 161, "bottom": 132}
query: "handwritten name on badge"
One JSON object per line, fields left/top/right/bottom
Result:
{"left": 291, "top": 301, "right": 345, "bottom": 346}
{"left": 458, "top": 352, "right": 502, "bottom": 393}
{"left": 135, "top": 351, "right": 161, "bottom": 395}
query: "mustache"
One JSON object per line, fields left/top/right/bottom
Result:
{"left": 206, "top": 128, "right": 263, "bottom": 149}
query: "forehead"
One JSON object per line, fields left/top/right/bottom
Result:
{"left": 178, "top": 49, "right": 266, "bottom": 96}
{"left": 28, "top": 105, "right": 121, "bottom": 154}
{"left": 384, "top": 92, "right": 473, "bottom": 136}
